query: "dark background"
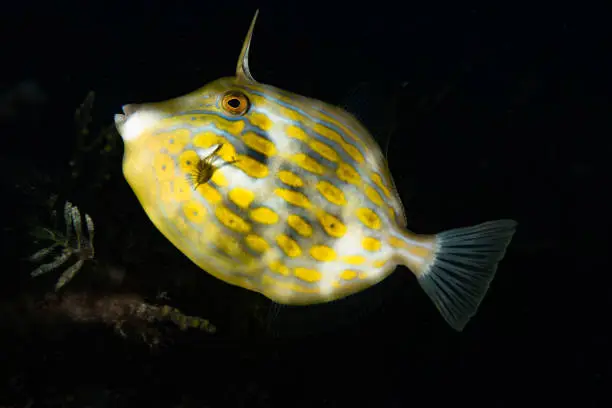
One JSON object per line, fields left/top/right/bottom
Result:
{"left": 0, "top": 1, "right": 607, "bottom": 407}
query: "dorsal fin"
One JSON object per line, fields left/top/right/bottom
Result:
{"left": 235, "top": 10, "right": 259, "bottom": 83}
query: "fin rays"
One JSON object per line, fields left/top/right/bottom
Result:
{"left": 416, "top": 219, "right": 518, "bottom": 331}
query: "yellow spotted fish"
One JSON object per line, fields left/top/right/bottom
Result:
{"left": 114, "top": 11, "right": 517, "bottom": 331}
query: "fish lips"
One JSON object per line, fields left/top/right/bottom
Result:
{"left": 114, "top": 103, "right": 139, "bottom": 125}
{"left": 113, "top": 103, "right": 165, "bottom": 142}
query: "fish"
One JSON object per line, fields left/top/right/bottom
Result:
{"left": 113, "top": 10, "right": 517, "bottom": 331}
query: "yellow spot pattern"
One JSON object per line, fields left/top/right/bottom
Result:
{"left": 406, "top": 245, "right": 431, "bottom": 259}
{"left": 316, "top": 180, "right": 346, "bottom": 206}
{"left": 313, "top": 124, "right": 364, "bottom": 163}
{"left": 294, "top": 267, "right": 322, "bottom": 283}
{"left": 249, "top": 207, "right": 279, "bottom": 224}
{"left": 250, "top": 88, "right": 368, "bottom": 157}
{"left": 192, "top": 131, "right": 237, "bottom": 163}
{"left": 195, "top": 114, "right": 245, "bottom": 135}
{"left": 310, "top": 245, "right": 336, "bottom": 262}
{"left": 182, "top": 201, "right": 207, "bottom": 224}
{"left": 161, "top": 129, "right": 190, "bottom": 155}
{"left": 279, "top": 107, "right": 303, "bottom": 122}
{"left": 225, "top": 119, "right": 245, "bottom": 135}
{"left": 262, "top": 275, "right": 319, "bottom": 293}
{"left": 178, "top": 150, "right": 199, "bottom": 173}
{"left": 211, "top": 170, "right": 228, "bottom": 187}
{"left": 342, "top": 255, "right": 366, "bottom": 265}
{"left": 228, "top": 187, "right": 255, "bottom": 209}
{"left": 196, "top": 183, "right": 222, "bottom": 204}
{"left": 234, "top": 154, "right": 269, "bottom": 178}
{"left": 277, "top": 170, "right": 303, "bottom": 187}
{"left": 290, "top": 153, "right": 326, "bottom": 175}
{"left": 269, "top": 260, "right": 290, "bottom": 276}
{"left": 249, "top": 112, "right": 273, "bottom": 131}
{"left": 362, "top": 237, "right": 382, "bottom": 252}
{"left": 336, "top": 162, "right": 360, "bottom": 185}
{"left": 365, "top": 186, "right": 384, "bottom": 206}
{"left": 355, "top": 208, "right": 382, "bottom": 230}
{"left": 371, "top": 172, "right": 392, "bottom": 198}
{"left": 172, "top": 178, "right": 192, "bottom": 202}
{"left": 216, "top": 235, "right": 248, "bottom": 258}
{"left": 154, "top": 154, "right": 175, "bottom": 181}
{"left": 245, "top": 234, "right": 269, "bottom": 252}
{"left": 373, "top": 260, "right": 387, "bottom": 268}
{"left": 215, "top": 206, "right": 251, "bottom": 234}
{"left": 287, "top": 214, "right": 313, "bottom": 237}
{"left": 286, "top": 125, "right": 308, "bottom": 141}
{"left": 317, "top": 211, "right": 346, "bottom": 238}
{"left": 274, "top": 188, "right": 311, "bottom": 209}
{"left": 243, "top": 132, "right": 277, "bottom": 156}
{"left": 312, "top": 107, "right": 369, "bottom": 152}
{"left": 388, "top": 236, "right": 407, "bottom": 248}
{"left": 287, "top": 124, "right": 339, "bottom": 163}
{"left": 340, "top": 270, "right": 358, "bottom": 280}
{"left": 248, "top": 94, "right": 267, "bottom": 108}
{"left": 308, "top": 139, "right": 338, "bottom": 162}
{"left": 276, "top": 234, "right": 301, "bottom": 257}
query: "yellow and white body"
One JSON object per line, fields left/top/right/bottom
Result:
{"left": 114, "top": 11, "right": 517, "bottom": 331}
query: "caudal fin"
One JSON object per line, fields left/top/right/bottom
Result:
{"left": 400, "top": 219, "right": 517, "bottom": 331}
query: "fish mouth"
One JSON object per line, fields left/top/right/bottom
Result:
{"left": 121, "top": 104, "right": 139, "bottom": 116}
{"left": 114, "top": 103, "right": 140, "bottom": 128}
{"left": 113, "top": 103, "right": 163, "bottom": 142}
{"left": 114, "top": 113, "right": 126, "bottom": 128}
{"left": 114, "top": 104, "right": 139, "bottom": 123}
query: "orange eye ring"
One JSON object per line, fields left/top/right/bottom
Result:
{"left": 221, "top": 91, "right": 250, "bottom": 115}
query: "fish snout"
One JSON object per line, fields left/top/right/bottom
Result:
{"left": 114, "top": 102, "right": 164, "bottom": 142}
{"left": 114, "top": 113, "right": 126, "bottom": 126}
{"left": 114, "top": 104, "right": 140, "bottom": 129}
{"left": 114, "top": 103, "right": 141, "bottom": 135}
{"left": 122, "top": 103, "right": 140, "bottom": 116}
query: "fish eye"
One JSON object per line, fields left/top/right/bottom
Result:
{"left": 221, "top": 91, "right": 250, "bottom": 115}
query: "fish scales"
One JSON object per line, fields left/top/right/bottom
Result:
{"left": 115, "top": 10, "right": 517, "bottom": 331}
